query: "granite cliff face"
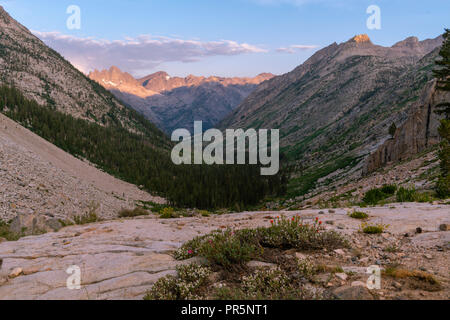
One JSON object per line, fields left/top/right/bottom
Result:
{"left": 89, "top": 67, "right": 274, "bottom": 133}
{"left": 365, "top": 82, "right": 449, "bottom": 173}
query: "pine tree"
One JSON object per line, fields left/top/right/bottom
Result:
{"left": 388, "top": 122, "right": 397, "bottom": 138}
{"left": 433, "top": 29, "right": 450, "bottom": 119}
{"left": 433, "top": 29, "right": 450, "bottom": 198}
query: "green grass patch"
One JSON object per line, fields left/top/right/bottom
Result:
{"left": 197, "top": 229, "right": 259, "bottom": 270}
{"left": 362, "top": 184, "right": 397, "bottom": 205}
{"left": 159, "top": 207, "right": 177, "bottom": 219}
{"left": 396, "top": 187, "right": 417, "bottom": 202}
{"left": 137, "top": 200, "right": 171, "bottom": 213}
{"left": 0, "top": 220, "right": 22, "bottom": 241}
{"left": 118, "top": 207, "right": 150, "bottom": 218}
{"left": 360, "top": 222, "right": 389, "bottom": 234}
{"left": 73, "top": 212, "right": 100, "bottom": 225}
{"left": 349, "top": 211, "right": 369, "bottom": 219}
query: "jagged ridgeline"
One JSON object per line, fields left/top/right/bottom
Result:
{"left": 0, "top": 86, "right": 287, "bottom": 209}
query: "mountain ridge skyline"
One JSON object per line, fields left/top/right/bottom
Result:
{"left": 4, "top": 0, "right": 448, "bottom": 77}
{"left": 88, "top": 65, "right": 274, "bottom": 134}
{"left": 89, "top": 65, "right": 275, "bottom": 98}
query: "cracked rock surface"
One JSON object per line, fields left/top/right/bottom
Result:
{"left": 0, "top": 203, "right": 448, "bottom": 300}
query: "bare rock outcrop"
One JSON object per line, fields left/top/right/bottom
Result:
{"left": 9, "top": 213, "right": 62, "bottom": 236}
{"left": 0, "top": 204, "right": 448, "bottom": 300}
{"left": 365, "top": 81, "right": 450, "bottom": 173}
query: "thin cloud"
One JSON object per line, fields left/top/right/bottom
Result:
{"left": 33, "top": 31, "right": 267, "bottom": 75}
{"left": 276, "top": 44, "right": 319, "bottom": 53}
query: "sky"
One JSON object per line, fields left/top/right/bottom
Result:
{"left": 1, "top": 0, "right": 449, "bottom": 77}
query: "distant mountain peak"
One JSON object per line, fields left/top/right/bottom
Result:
{"left": 348, "top": 34, "right": 372, "bottom": 44}
{"left": 89, "top": 67, "right": 157, "bottom": 98}
{"left": 392, "top": 36, "right": 420, "bottom": 48}
{"left": 109, "top": 65, "right": 122, "bottom": 72}
{"left": 146, "top": 71, "right": 170, "bottom": 79}
{"left": 257, "top": 72, "right": 275, "bottom": 77}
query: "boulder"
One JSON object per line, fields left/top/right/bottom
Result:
{"left": 333, "top": 285, "right": 374, "bottom": 300}
{"left": 334, "top": 249, "right": 346, "bottom": 256}
{"left": 335, "top": 273, "right": 348, "bottom": 281}
{"left": 9, "top": 213, "right": 63, "bottom": 236}
{"left": 9, "top": 267, "right": 23, "bottom": 278}
{"left": 295, "top": 252, "right": 308, "bottom": 260}
{"left": 314, "top": 273, "right": 332, "bottom": 284}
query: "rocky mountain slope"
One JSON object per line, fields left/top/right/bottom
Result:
{"left": 0, "top": 112, "right": 163, "bottom": 223}
{"left": 89, "top": 67, "right": 274, "bottom": 133}
{"left": 0, "top": 6, "right": 167, "bottom": 145}
{"left": 220, "top": 34, "right": 444, "bottom": 196}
